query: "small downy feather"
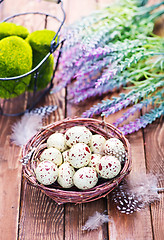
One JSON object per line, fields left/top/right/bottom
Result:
{"left": 11, "top": 113, "right": 43, "bottom": 147}
{"left": 111, "top": 172, "right": 161, "bottom": 214}
{"left": 82, "top": 212, "right": 117, "bottom": 239}
{"left": 82, "top": 211, "right": 109, "bottom": 231}
{"left": 10, "top": 105, "right": 57, "bottom": 147}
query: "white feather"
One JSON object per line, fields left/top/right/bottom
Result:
{"left": 112, "top": 172, "right": 161, "bottom": 214}
{"left": 11, "top": 113, "right": 43, "bottom": 147}
{"left": 128, "top": 172, "right": 160, "bottom": 204}
{"left": 82, "top": 211, "right": 110, "bottom": 231}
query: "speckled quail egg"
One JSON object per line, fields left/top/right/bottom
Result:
{"left": 64, "top": 126, "right": 92, "bottom": 147}
{"left": 73, "top": 167, "right": 98, "bottom": 190}
{"left": 88, "top": 154, "right": 101, "bottom": 170}
{"left": 96, "top": 155, "right": 121, "bottom": 179}
{"left": 89, "top": 134, "right": 106, "bottom": 154}
{"left": 40, "top": 147, "right": 63, "bottom": 166}
{"left": 62, "top": 149, "right": 70, "bottom": 163}
{"left": 47, "top": 132, "right": 67, "bottom": 152}
{"left": 57, "top": 162, "right": 75, "bottom": 188}
{"left": 35, "top": 160, "right": 58, "bottom": 185}
{"left": 104, "top": 137, "right": 126, "bottom": 162}
{"left": 69, "top": 143, "right": 91, "bottom": 168}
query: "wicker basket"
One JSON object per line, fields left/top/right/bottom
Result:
{"left": 22, "top": 118, "right": 132, "bottom": 204}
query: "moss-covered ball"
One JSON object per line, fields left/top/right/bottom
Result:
{"left": 26, "top": 29, "right": 58, "bottom": 55}
{"left": 0, "top": 22, "right": 29, "bottom": 40}
{"left": 0, "top": 36, "right": 33, "bottom": 99}
{"left": 27, "top": 50, "right": 54, "bottom": 91}
{"left": 27, "top": 29, "right": 58, "bottom": 90}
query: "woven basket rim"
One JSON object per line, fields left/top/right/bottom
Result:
{"left": 22, "top": 117, "right": 132, "bottom": 204}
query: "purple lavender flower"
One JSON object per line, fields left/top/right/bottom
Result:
{"left": 81, "top": 99, "right": 116, "bottom": 118}
{"left": 72, "top": 78, "right": 128, "bottom": 103}
{"left": 113, "top": 102, "right": 146, "bottom": 127}
{"left": 118, "top": 103, "right": 164, "bottom": 135}
{"left": 75, "top": 46, "right": 115, "bottom": 68}
{"left": 101, "top": 93, "right": 140, "bottom": 117}
{"left": 95, "top": 66, "right": 118, "bottom": 88}
{"left": 113, "top": 95, "right": 161, "bottom": 127}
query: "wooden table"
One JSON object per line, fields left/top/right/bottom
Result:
{"left": 0, "top": 0, "right": 163, "bottom": 239}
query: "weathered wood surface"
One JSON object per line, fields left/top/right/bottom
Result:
{"left": 0, "top": 0, "right": 163, "bottom": 240}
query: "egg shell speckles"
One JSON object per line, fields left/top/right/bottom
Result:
{"left": 64, "top": 126, "right": 92, "bottom": 147}
{"left": 104, "top": 138, "right": 126, "bottom": 162}
{"left": 40, "top": 147, "right": 63, "bottom": 166}
{"left": 73, "top": 167, "right": 98, "bottom": 190}
{"left": 57, "top": 162, "right": 75, "bottom": 188}
{"left": 62, "top": 150, "right": 70, "bottom": 163}
{"left": 69, "top": 143, "right": 91, "bottom": 168}
{"left": 88, "top": 154, "right": 101, "bottom": 170}
{"left": 89, "top": 134, "right": 106, "bottom": 154}
{"left": 96, "top": 156, "right": 121, "bottom": 179}
{"left": 35, "top": 160, "right": 58, "bottom": 185}
{"left": 47, "top": 132, "right": 67, "bottom": 152}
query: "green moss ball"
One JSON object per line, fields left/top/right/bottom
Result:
{"left": 0, "top": 22, "right": 29, "bottom": 40}
{"left": 28, "top": 50, "right": 54, "bottom": 91}
{"left": 26, "top": 29, "right": 58, "bottom": 55}
{"left": 0, "top": 36, "right": 33, "bottom": 99}
{"left": 26, "top": 29, "right": 57, "bottom": 90}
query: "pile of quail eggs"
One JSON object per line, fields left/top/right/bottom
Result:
{"left": 35, "top": 126, "right": 127, "bottom": 190}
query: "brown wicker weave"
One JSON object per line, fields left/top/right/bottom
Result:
{"left": 22, "top": 118, "right": 132, "bottom": 204}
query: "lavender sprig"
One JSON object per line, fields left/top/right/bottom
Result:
{"left": 113, "top": 89, "right": 164, "bottom": 127}
{"left": 102, "top": 79, "right": 164, "bottom": 117}
{"left": 118, "top": 103, "right": 164, "bottom": 135}
{"left": 82, "top": 78, "right": 164, "bottom": 118}
{"left": 62, "top": 0, "right": 160, "bottom": 50}
{"left": 54, "top": 0, "right": 162, "bottom": 92}
{"left": 71, "top": 75, "right": 129, "bottom": 103}
{"left": 95, "top": 48, "right": 146, "bottom": 88}
{"left": 53, "top": 0, "right": 164, "bottom": 134}
{"left": 75, "top": 56, "right": 113, "bottom": 80}
{"left": 73, "top": 80, "right": 128, "bottom": 104}
{"left": 56, "top": 39, "right": 148, "bottom": 97}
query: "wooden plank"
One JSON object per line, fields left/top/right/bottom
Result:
{"left": 18, "top": 89, "right": 66, "bottom": 240}
{"left": 64, "top": 1, "right": 109, "bottom": 239}
{"left": 0, "top": 1, "right": 65, "bottom": 240}
{"left": 0, "top": 87, "right": 66, "bottom": 240}
{"left": 95, "top": 0, "right": 161, "bottom": 238}
{"left": 145, "top": 14, "right": 164, "bottom": 239}
{"left": 107, "top": 129, "right": 153, "bottom": 240}
{"left": 0, "top": 127, "right": 22, "bottom": 240}
{"left": 0, "top": 1, "right": 66, "bottom": 240}
{"left": 98, "top": 90, "right": 153, "bottom": 239}
{"left": 0, "top": 2, "right": 29, "bottom": 235}
{"left": 65, "top": 200, "right": 108, "bottom": 240}
{"left": 64, "top": 0, "right": 152, "bottom": 238}
{"left": 0, "top": 94, "right": 26, "bottom": 240}
{"left": 138, "top": 3, "right": 164, "bottom": 239}
{"left": 18, "top": 185, "right": 64, "bottom": 240}
{"left": 143, "top": 119, "right": 164, "bottom": 240}
{"left": 0, "top": 0, "right": 163, "bottom": 239}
